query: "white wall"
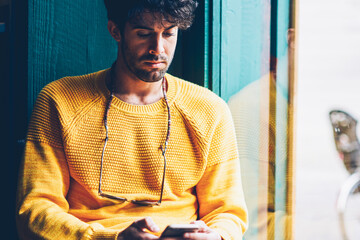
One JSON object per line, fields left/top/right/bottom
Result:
{"left": 296, "top": 0, "right": 360, "bottom": 239}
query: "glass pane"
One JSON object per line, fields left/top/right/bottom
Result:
{"left": 219, "top": 0, "right": 296, "bottom": 239}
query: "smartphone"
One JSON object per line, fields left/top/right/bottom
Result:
{"left": 161, "top": 224, "right": 200, "bottom": 238}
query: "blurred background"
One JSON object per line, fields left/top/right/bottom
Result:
{"left": 296, "top": 0, "right": 360, "bottom": 239}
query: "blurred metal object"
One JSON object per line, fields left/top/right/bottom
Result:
{"left": 336, "top": 172, "right": 360, "bottom": 240}
{"left": 329, "top": 110, "right": 360, "bottom": 240}
{"left": 329, "top": 110, "right": 360, "bottom": 174}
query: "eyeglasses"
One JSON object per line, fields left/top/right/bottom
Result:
{"left": 98, "top": 68, "right": 171, "bottom": 207}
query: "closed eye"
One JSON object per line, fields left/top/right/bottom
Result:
{"left": 163, "top": 32, "right": 176, "bottom": 37}
{"left": 137, "top": 32, "right": 152, "bottom": 38}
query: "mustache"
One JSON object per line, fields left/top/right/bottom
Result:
{"left": 139, "top": 54, "right": 168, "bottom": 62}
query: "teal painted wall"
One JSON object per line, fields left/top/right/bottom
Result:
{"left": 212, "top": 0, "right": 271, "bottom": 102}
{"left": 27, "top": 0, "right": 206, "bottom": 116}
{"left": 28, "top": 0, "right": 117, "bottom": 114}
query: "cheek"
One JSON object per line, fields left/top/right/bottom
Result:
{"left": 123, "top": 42, "right": 147, "bottom": 60}
{"left": 166, "top": 40, "right": 178, "bottom": 55}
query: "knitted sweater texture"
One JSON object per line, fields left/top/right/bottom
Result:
{"left": 16, "top": 69, "right": 248, "bottom": 240}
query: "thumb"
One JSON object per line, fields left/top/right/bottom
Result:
{"left": 133, "top": 217, "right": 160, "bottom": 233}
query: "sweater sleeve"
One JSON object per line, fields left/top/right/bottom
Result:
{"left": 196, "top": 105, "right": 248, "bottom": 240}
{"left": 16, "top": 87, "right": 120, "bottom": 240}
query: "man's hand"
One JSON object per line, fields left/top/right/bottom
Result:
{"left": 183, "top": 221, "right": 221, "bottom": 240}
{"left": 117, "top": 217, "right": 160, "bottom": 240}
{"left": 161, "top": 221, "right": 221, "bottom": 240}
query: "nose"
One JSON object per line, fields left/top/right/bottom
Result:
{"left": 149, "top": 34, "right": 165, "bottom": 55}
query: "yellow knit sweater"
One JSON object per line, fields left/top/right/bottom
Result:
{"left": 16, "top": 69, "right": 248, "bottom": 240}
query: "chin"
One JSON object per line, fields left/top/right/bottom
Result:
{"left": 136, "top": 69, "right": 167, "bottom": 83}
{"left": 141, "top": 75, "right": 165, "bottom": 83}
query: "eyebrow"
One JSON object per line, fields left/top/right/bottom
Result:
{"left": 132, "top": 25, "right": 177, "bottom": 31}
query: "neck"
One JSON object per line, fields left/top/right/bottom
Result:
{"left": 109, "top": 61, "right": 166, "bottom": 105}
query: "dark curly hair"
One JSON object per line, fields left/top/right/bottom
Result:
{"left": 104, "top": 0, "right": 198, "bottom": 32}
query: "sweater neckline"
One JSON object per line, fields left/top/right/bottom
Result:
{"left": 95, "top": 68, "right": 177, "bottom": 114}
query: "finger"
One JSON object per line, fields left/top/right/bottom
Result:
{"left": 183, "top": 232, "right": 209, "bottom": 240}
{"left": 191, "top": 220, "right": 206, "bottom": 226}
{"left": 133, "top": 217, "right": 160, "bottom": 233}
{"left": 184, "top": 230, "right": 221, "bottom": 240}
{"left": 189, "top": 220, "right": 209, "bottom": 232}
{"left": 140, "top": 232, "right": 160, "bottom": 240}
{"left": 120, "top": 225, "right": 160, "bottom": 240}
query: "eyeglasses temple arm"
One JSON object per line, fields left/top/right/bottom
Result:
{"left": 99, "top": 93, "right": 114, "bottom": 195}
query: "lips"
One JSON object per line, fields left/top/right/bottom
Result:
{"left": 144, "top": 61, "right": 166, "bottom": 68}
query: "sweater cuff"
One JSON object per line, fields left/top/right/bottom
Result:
{"left": 89, "top": 223, "right": 120, "bottom": 240}
{"left": 213, "top": 228, "right": 234, "bottom": 240}
{"left": 209, "top": 218, "right": 244, "bottom": 240}
{"left": 92, "top": 229, "right": 119, "bottom": 240}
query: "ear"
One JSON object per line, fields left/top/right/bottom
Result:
{"left": 107, "top": 20, "right": 121, "bottom": 42}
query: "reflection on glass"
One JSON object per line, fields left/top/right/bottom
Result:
{"left": 227, "top": 24, "right": 295, "bottom": 240}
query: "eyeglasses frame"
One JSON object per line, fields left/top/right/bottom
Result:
{"left": 98, "top": 66, "right": 171, "bottom": 207}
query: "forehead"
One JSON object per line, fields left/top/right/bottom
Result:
{"left": 128, "top": 11, "right": 176, "bottom": 29}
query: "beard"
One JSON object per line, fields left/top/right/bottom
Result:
{"left": 121, "top": 41, "right": 174, "bottom": 83}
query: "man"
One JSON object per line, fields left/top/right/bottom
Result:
{"left": 16, "top": 1, "right": 248, "bottom": 239}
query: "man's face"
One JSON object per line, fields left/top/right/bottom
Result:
{"left": 120, "top": 13, "right": 178, "bottom": 83}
